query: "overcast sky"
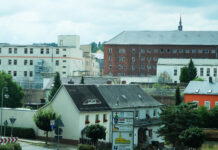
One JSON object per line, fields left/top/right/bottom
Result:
{"left": 0, "top": 0, "right": 218, "bottom": 45}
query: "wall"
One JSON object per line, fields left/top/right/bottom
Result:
{"left": 58, "top": 35, "right": 80, "bottom": 48}
{"left": 23, "top": 89, "right": 46, "bottom": 103}
{"left": 185, "top": 94, "right": 218, "bottom": 109}
{"left": 120, "top": 76, "right": 157, "bottom": 84}
{"left": 104, "top": 44, "right": 217, "bottom": 76}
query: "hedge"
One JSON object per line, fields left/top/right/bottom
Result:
{"left": 78, "top": 144, "right": 95, "bottom": 150}
{"left": 0, "top": 143, "right": 22, "bottom": 150}
{"left": 1, "top": 126, "right": 35, "bottom": 139}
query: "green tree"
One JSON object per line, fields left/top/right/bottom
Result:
{"left": 197, "top": 106, "right": 210, "bottom": 128}
{"left": 188, "top": 59, "right": 197, "bottom": 81}
{"left": 33, "top": 109, "right": 58, "bottom": 144}
{"left": 193, "top": 77, "right": 204, "bottom": 81}
{"left": 208, "top": 106, "right": 218, "bottom": 128}
{"left": 85, "top": 124, "right": 106, "bottom": 146}
{"left": 179, "top": 67, "right": 190, "bottom": 83}
{"left": 91, "top": 42, "right": 98, "bottom": 53}
{"left": 174, "top": 86, "right": 182, "bottom": 105}
{"left": 48, "top": 72, "right": 61, "bottom": 101}
{"left": 179, "top": 127, "right": 205, "bottom": 149}
{"left": 0, "top": 71, "right": 24, "bottom": 108}
{"left": 157, "top": 103, "right": 199, "bottom": 148}
{"left": 80, "top": 76, "right": 84, "bottom": 84}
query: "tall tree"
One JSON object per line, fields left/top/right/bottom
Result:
{"left": 157, "top": 104, "right": 199, "bottom": 148}
{"left": 0, "top": 71, "right": 24, "bottom": 108}
{"left": 188, "top": 59, "right": 197, "bottom": 81}
{"left": 174, "top": 86, "right": 182, "bottom": 105}
{"left": 80, "top": 76, "right": 84, "bottom": 84}
{"left": 33, "top": 109, "right": 58, "bottom": 144}
{"left": 91, "top": 42, "right": 98, "bottom": 53}
{"left": 48, "top": 72, "right": 61, "bottom": 101}
{"left": 179, "top": 67, "right": 190, "bottom": 83}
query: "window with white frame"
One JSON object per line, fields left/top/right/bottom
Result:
{"left": 215, "top": 102, "right": 218, "bottom": 106}
{"left": 200, "top": 68, "right": 204, "bottom": 76}
{"left": 205, "top": 101, "right": 210, "bottom": 110}
{"left": 174, "top": 69, "right": 177, "bottom": 76}
{"left": 193, "top": 100, "right": 199, "bottom": 108}
{"left": 214, "top": 68, "right": 217, "bottom": 77}
{"left": 207, "top": 68, "right": 210, "bottom": 76}
{"left": 109, "top": 48, "right": 112, "bottom": 53}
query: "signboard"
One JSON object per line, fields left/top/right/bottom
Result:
{"left": 112, "top": 111, "right": 134, "bottom": 150}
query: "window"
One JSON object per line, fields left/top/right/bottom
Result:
{"left": 185, "top": 49, "right": 190, "bottom": 53}
{"left": 160, "top": 49, "right": 164, "bottom": 53}
{"left": 147, "top": 57, "right": 151, "bottom": 61}
{"left": 200, "top": 68, "right": 204, "bottom": 76}
{"left": 95, "top": 114, "right": 99, "bottom": 121}
{"left": 153, "top": 57, "right": 157, "bottom": 61}
{"left": 119, "top": 48, "right": 125, "bottom": 54}
{"left": 103, "top": 114, "right": 107, "bottom": 122}
{"left": 174, "top": 69, "right": 177, "bottom": 76}
{"left": 216, "top": 102, "right": 218, "bottom": 106}
{"left": 63, "top": 60, "right": 66, "bottom": 62}
{"left": 132, "top": 65, "right": 135, "bottom": 70}
{"left": 198, "top": 49, "right": 203, "bottom": 53}
{"left": 29, "top": 71, "right": 33, "bottom": 77}
{"left": 153, "top": 109, "right": 157, "bottom": 117}
{"left": 140, "top": 49, "right": 145, "bottom": 53}
{"left": 63, "top": 66, "right": 66, "bottom": 68}
{"left": 192, "top": 49, "right": 196, "bottom": 53}
{"left": 85, "top": 115, "right": 89, "bottom": 121}
{"left": 166, "top": 49, "right": 170, "bottom": 53}
{"left": 108, "top": 65, "right": 112, "bottom": 70}
{"left": 153, "top": 65, "right": 156, "bottom": 70}
{"left": 205, "top": 49, "right": 209, "bottom": 53}
{"left": 24, "top": 71, "right": 27, "bottom": 77}
{"left": 122, "top": 57, "right": 125, "bottom": 61}
{"left": 140, "top": 56, "right": 145, "bottom": 61}
{"left": 14, "top": 60, "right": 17, "bottom": 65}
{"left": 179, "top": 49, "right": 183, "bottom": 53}
{"left": 63, "top": 49, "right": 66, "bottom": 51}
{"left": 132, "top": 48, "right": 135, "bottom": 54}
{"left": 154, "top": 49, "right": 158, "bottom": 53}
{"left": 132, "top": 57, "right": 135, "bottom": 62}
{"left": 13, "top": 71, "right": 17, "bottom": 77}
{"left": 8, "top": 59, "right": 12, "bottom": 65}
{"left": 30, "top": 48, "right": 33, "bottom": 54}
{"left": 149, "top": 129, "right": 152, "bottom": 139}
{"left": 193, "top": 101, "right": 199, "bottom": 108}
{"left": 0, "top": 59, "right": 1, "bottom": 65}
{"left": 46, "top": 48, "right": 49, "bottom": 54}
{"left": 8, "top": 48, "right": 12, "bottom": 54}
{"left": 63, "top": 72, "right": 66, "bottom": 74}
{"left": 109, "top": 48, "right": 112, "bottom": 53}
{"left": 8, "top": 71, "right": 11, "bottom": 75}
{"left": 147, "top": 48, "right": 151, "bottom": 53}
{"left": 63, "top": 55, "right": 66, "bottom": 57}
{"left": 207, "top": 68, "right": 210, "bottom": 76}
{"left": 118, "top": 64, "right": 123, "bottom": 70}
{"left": 141, "top": 65, "right": 145, "bottom": 69}
{"left": 205, "top": 101, "right": 210, "bottom": 110}
{"left": 212, "top": 49, "right": 216, "bottom": 54}
{"left": 55, "top": 60, "right": 59, "bottom": 66}
{"left": 24, "top": 48, "right": 28, "bottom": 54}
{"left": 173, "top": 49, "right": 177, "bottom": 53}
{"left": 214, "top": 68, "right": 217, "bottom": 77}
{"left": 119, "top": 56, "right": 122, "bottom": 62}
{"left": 135, "top": 110, "right": 139, "bottom": 118}
{"left": 30, "top": 60, "right": 33, "bottom": 65}
{"left": 24, "top": 60, "right": 27, "bottom": 65}
{"left": 147, "top": 65, "right": 151, "bottom": 69}
{"left": 108, "top": 56, "right": 112, "bottom": 62}
{"left": 14, "top": 48, "right": 17, "bottom": 54}
{"left": 56, "top": 49, "right": 59, "bottom": 54}
{"left": 0, "top": 48, "right": 1, "bottom": 53}
{"left": 40, "top": 48, "right": 44, "bottom": 54}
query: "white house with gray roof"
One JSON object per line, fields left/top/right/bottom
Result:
{"left": 157, "top": 58, "right": 218, "bottom": 83}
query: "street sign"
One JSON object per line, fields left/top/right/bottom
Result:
{"left": 0, "top": 137, "right": 18, "bottom": 144}
{"left": 55, "top": 118, "right": 64, "bottom": 127}
{"left": 50, "top": 120, "right": 55, "bottom": 130}
{"left": 9, "top": 117, "right": 16, "bottom": 125}
{"left": 55, "top": 128, "right": 63, "bottom": 135}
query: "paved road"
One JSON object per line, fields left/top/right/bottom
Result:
{"left": 19, "top": 141, "right": 77, "bottom": 150}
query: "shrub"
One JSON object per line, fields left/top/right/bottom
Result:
{"left": 0, "top": 143, "right": 22, "bottom": 150}
{"left": 1, "top": 126, "right": 35, "bottom": 139}
{"left": 78, "top": 144, "right": 95, "bottom": 150}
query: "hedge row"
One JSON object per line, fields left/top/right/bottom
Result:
{"left": 0, "top": 126, "right": 35, "bottom": 139}
{"left": 0, "top": 143, "right": 21, "bottom": 150}
{"left": 78, "top": 144, "right": 95, "bottom": 150}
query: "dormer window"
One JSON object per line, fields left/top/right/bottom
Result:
{"left": 83, "top": 98, "right": 101, "bottom": 105}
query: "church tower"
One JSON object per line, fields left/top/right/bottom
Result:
{"left": 178, "top": 16, "right": 183, "bottom": 31}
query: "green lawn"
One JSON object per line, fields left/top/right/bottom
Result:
{"left": 201, "top": 141, "right": 218, "bottom": 150}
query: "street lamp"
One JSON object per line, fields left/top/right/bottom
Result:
{"left": 0, "top": 87, "right": 9, "bottom": 137}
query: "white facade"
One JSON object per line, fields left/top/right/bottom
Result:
{"left": 157, "top": 58, "right": 218, "bottom": 83}
{"left": 0, "top": 35, "right": 83, "bottom": 88}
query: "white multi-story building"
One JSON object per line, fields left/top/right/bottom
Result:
{"left": 0, "top": 35, "right": 83, "bottom": 88}
{"left": 157, "top": 58, "right": 218, "bottom": 83}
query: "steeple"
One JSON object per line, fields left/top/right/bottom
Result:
{"left": 178, "top": 16, "right": 183, "bottom": 31}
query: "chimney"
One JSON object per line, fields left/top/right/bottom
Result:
{"left": 209, "top": 77, "right": 213, "bottom": 83}
{"left": 107, "top": 80, "right": 112, "bottom": 84}
{"left": 121, "top": 81, "right": 126, "bottom": 84}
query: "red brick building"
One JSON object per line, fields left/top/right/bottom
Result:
{"left": 104, "top": 21, "right": 218, "bottom": 76}
{"left": 184, "top": 79, "right": 218, "bottom": 109}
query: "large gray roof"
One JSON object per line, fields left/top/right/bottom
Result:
{"left": 184, "top": 81, "right": 218, "bottom": 95}
{"left": 105, "top": 31, "right": 218, "bottom": 45}
{"left": 97, "top": 84, "right": 162, "bottom": 109}
{"left": 157, "top": 58, "right": 218, "bottom": 66}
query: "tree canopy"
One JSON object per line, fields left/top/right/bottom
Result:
{"left": 0, "top": 71, "right": 24, "bottom": 108}
{"left": 188, "top": 59, "right": 197, "bottom": 81}
{"left": 91, "top": 42, "right": 104, "bottom": 53}
{"left": 179, "top": 66, "right": 190, "bottom": 83}
{"left": 174, "top": 86, "right": 182, "bottom": 105}
{"left": 157, "top": 103, "right": 199, "bottom": 148}
{"left": 33, "top": 109, "right": 59, "bottom": 144}
{"left": 179, "top": 59, "right": 197, "bottom": 83}
{"left": 48, "top": 72, "right": 61, "bottom": 101}
{"left": 85, "top": 124, "right": 106, "bottom": 145}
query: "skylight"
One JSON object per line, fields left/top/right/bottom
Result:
{"left": 83, "top": 99, "right": 101, "bottom": 105}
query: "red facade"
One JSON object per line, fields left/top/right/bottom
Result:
{"left": 104, "top": 45, "right": 217, "bottom": 76}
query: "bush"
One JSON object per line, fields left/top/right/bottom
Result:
{"left": 78, "top": 144, "right": 95, "bottom": 150}
{"left": 1, "top": 126, "right": 35, "bottom": 139}
{"left": 0, "top": 143, "right": 22, "bottom": 150}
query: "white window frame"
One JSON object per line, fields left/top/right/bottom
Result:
{"left": 205, "top": 101, "right": 210, "bottom": 110}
